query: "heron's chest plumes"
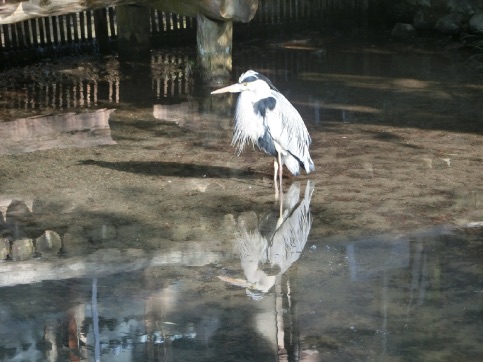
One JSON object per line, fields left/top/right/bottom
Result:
{"left": 232, "top": 92, "right": 270, "bottom": 153}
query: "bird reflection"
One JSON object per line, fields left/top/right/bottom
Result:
{"left": 219, "top": 181, "right": 314, "bottom": 298}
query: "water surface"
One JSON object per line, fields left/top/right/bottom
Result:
{"left": 0, "top": 36, "right": 482, "bottom": 361}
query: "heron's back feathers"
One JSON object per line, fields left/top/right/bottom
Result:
{"left": 263, "top": 91, "right": 314, "bottom": 175}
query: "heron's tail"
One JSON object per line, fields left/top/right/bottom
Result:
{"left": 306, "top": 156, "right": 315, "bottom": 173}
{"left": 283, "top": 153, "right": 314, "bottom": 176}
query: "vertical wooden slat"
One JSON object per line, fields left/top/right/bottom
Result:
{"left": 5, "top": 25, "right": 11, "bottom": 49}
{"left": 11, "top": 23, "right": 19, "bottom": 47}
{"left": 66, "top": 14, "right": 74, "bottom": 42}
{"left": 15, "top": 22, "right": 25, "bottom": 48}
{"left": 104, "top": 8, "right": 112, "bottom": 37}
{"left": 161, "top": 12, "right": 167, "bottom": 32}
{"left": 34, "top": 19, "right": 41, "bottom": 45}
{"left": 47, "top": 17, "right": 54, "bottom": 45}
{"left": 28, "top": 19, "right": 37, "bottom": 46}
{"left": 109, "top": 7, "right": 116, "bottom": 37}
{"left": 0, "top": 25, "right": 4, "bottom": 49}
{"left": 79, "top": 12, "right": 86, "bottom": 41}
{"left": 52, "top": 16, "right": 60, "bottom": 44}
{"left": 25, "top": 19, "right": 34, "bottom": 48}
{"left": 104, "top": 8, "right": 111, "bottom": 37}
{"left": 7, "top": 24, "right": 13, "bottom": 48}
{"left": 25, "top": 20, "right": 32, "bottom": 47}
{"left": 41, "top": 17, "right": 50, "bottom": 45}
{"left": 73, "top": 13, "right": 80, "bottom": 41}
{"left": 58, "top": 16, "right": 66, "bottom": 44}
{"left": 157, "top": 10, "right": 163, "bottom": 32}
{"left": 78, "top": 11, "right": 87, "bottom": 42}
{"left": 86, "top": 11, "right": 93, "bottom": 40}
{"left": 165, "top": 12, "right": 170, "bottom": 31}
{"left": 53, "top": 16, "right": 59, "bottom": 44}
{"left": 150, "top": 9, "right": 157, "bottom": 33}
{"left": 170, "top": 13, "right": 176, "bottom": 31}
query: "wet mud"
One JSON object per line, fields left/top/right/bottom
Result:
{"left": 0, "top": 35, "right": 482, "bottom": 361}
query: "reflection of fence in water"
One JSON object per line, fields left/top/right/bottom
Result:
{"left": 1, "top": 50, "right": 329, "bottom": 113}
{"left": 25, "top": 81, "right": 98, "bottom": 109}
{"left": 10, "top": 77, "right": 120, "bottom": 110}
{"left": 151, "top": 52, "right": 192, "bottom": 99}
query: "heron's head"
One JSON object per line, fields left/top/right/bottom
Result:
{"left": 211, "top": 70, "right": 278, "bottom": 98}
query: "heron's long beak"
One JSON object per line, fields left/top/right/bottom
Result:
{"left": 217, "top": 275, "right": 253, "bottom": 288}
{"left": 211, "top": 83, "right": 243, "bottom": 94}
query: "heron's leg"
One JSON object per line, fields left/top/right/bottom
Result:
{"left": 278, "top": 152, "right": 283, "bottom": 219}
{"left": 278, "top": 152, "right": 283, "bottom": 195}
{"left": 273, "top": 158, "right": 279, "bottom": 198}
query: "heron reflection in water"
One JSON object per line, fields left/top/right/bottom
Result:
{"left": 219, "top": 181, "right": 314, "bottom": 299}
{"left": 211, "top": 70, "right": 314, "bottom": 197}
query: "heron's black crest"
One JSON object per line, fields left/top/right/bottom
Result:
{"left": 240, "top": 72, "right": 279, "bottom": 92}
{"left": 241, "top": 75, "right": 258, "bottom": 83}
{"left": 254, "top": 97, "right": 277, "bottom": 118}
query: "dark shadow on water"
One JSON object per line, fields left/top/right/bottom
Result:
{"left": 79, "top": 159, "right": 262, "bottom": 179}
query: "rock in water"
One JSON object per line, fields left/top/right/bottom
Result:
{"left": 36, "top": 230, "right": 62, "bottom": 256}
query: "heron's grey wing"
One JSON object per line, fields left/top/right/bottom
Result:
{"left": 264, "top": 91, "right": 313, "bottom": 169}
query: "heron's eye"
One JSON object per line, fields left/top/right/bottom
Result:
{"left": 243, "top": 82, "right": 248, "bottom": 86}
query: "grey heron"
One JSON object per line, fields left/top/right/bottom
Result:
{"left": 211, "top": 70, "right": 314, "bottom": 196}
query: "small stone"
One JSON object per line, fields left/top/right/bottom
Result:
{"left": 36, "top": 230, "right": 62, "bottom": 256}
{"left": 469, "top": 12, "right": 483, "bottom": 34}
{"left": 435, "top": 13, "right": 465, "bottom": 35}
{"left": 0, "top": 237, "right": 9, "bottom": 261}
{"left": 391, "top": 23, "right": 416, "bottom": 40}
{"left": 63, "top": 225, "right": 88, "bottom": 256}
{"left": 11, "top": 238, "right": 34, "bottom": 261}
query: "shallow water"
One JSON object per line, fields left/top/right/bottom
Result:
{"left": 0, "top": 36, "right": 482, "bottom": 361}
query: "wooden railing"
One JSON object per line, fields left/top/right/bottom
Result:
{"left": 1, "top": 0, "right": 371, "bottom": 52}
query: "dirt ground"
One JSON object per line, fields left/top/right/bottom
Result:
{"left": 0, "top": 36, "right": 482, "bottom": 252}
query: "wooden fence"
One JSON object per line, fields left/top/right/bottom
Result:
{"left": 1, "top": 0, "right": 373, "bottom": 53}
{"left": 1, "top": 11, "right": 96, "bottom": 50}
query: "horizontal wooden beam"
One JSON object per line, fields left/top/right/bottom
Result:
{"left": 0, "top": 0, "right": 258, "bottom": 25}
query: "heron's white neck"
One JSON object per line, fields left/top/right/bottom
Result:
{"left": 249, "top": 79, "right": 272, "bottom": 99}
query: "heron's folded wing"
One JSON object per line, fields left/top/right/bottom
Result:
{"left": 265, "top": 92, "right": 312, "bottom": 162}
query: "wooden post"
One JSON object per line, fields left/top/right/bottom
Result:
{"left": 196, "top": 13, "right": 232, "bottom": 82}
{"left": 116, "top": 4, "right": 151, "bottom": 61}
